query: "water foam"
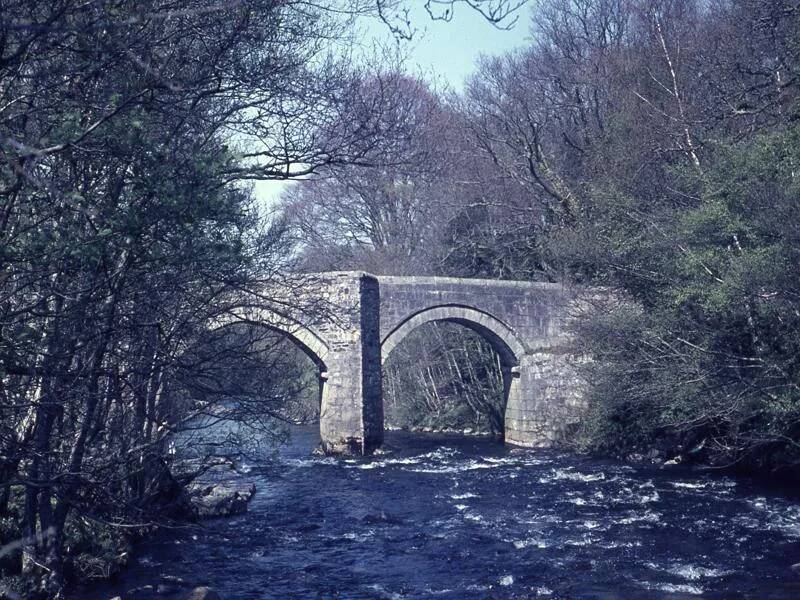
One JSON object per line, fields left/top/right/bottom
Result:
{"left": 539, "top": 468, "right": 606, "bottom": 483}
{"left": 510, "top": 537, "right": 549, "bottom": 549}
{"left": 450, "top": 492, "right": 478, "bottom": 500}
{"left": 618, "top": 510, "right": 661, "bottom": 525}
{"left": 639, "top": 581, "right": 704, "bottom": 595}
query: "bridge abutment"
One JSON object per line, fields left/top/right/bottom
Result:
{"left": 504, "top": 352, "right": 585, "bottom": 447}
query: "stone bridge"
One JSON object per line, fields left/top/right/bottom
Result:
{"left": 222, "top": 272, "right": 589, "bottom": 454}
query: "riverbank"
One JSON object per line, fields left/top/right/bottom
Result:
{"left": 0, "top": 460, "right": 257, "bottom": 600}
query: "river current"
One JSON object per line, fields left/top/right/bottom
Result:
{"left": 82, "top": 427, "right": 800, "bottom": 599}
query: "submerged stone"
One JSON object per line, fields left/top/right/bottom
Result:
{"left": 185, "top": 587, "right": 220, "bottom": 600}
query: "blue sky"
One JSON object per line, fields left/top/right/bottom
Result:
{"left": 383, "top": 1, "right": 532, "bottom": 89}
{"left": 254, "top": 3, "right": 533, "bottom": 206}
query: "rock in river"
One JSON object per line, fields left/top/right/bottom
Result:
{"left": 185, "top": 587, "right": 220, "bottom": 600}
{"left": 189, "top": 480, "right": 255, "bottom": 518}
{"left": 185, "top": 461, "right": 256, "bottom": 518}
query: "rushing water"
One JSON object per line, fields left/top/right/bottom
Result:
{"left": 81, "top": 426, "right": 800, "bottom": 599}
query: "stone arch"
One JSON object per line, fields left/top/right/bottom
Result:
{"left": 209, "top": 311, "right": 333, "bottom": 440}
{"left": 210, "top": 311, "right": 330, "bottom": 370}
{"left": 380, "top": 304, "right": 527, "bottom": 368}
{"left": 380, "top": 304, "right": 533, "bottom": 440}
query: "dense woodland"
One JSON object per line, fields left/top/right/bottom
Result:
{"left": 1, "top": 0, "right": 799, "bottom": 597}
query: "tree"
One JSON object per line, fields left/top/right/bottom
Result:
{"left": 572, "top": 123, "right": 800, "bottom": 469}
{"left": 0, "top": 1, "right": 429, "bottom": 595}
{"left": 281, "top": 73, "right": 460, "bottom": 275}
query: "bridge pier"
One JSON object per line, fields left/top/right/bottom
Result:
{"left": 316, "top": 273, "right": 383, "bottom": 454}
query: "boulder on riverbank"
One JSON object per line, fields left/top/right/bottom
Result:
{"left": 179, "top": 459, "right": 256, "bottom": 518}
{"left": 189, "top": 481, "right": 255, "bottom": 518}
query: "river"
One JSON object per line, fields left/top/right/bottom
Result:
{"left": 80, "top": 426, "right": 800, "bottom": 599}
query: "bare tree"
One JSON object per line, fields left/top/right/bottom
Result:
{"left": 280, "top": 73, "right": 462, "bottom": 275}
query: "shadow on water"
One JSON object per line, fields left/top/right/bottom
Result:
{"left": 78, "top": 426, "right": 800, "bottom": 599}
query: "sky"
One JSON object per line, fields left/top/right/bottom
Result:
{"left": 252, "top": 2, "right": 533, "bottom": 208}
{"left": 386, "top": 1, "right": 533, "bottom": 89}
